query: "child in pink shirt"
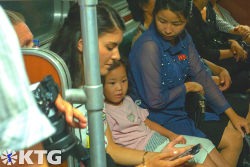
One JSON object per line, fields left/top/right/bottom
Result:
{"left": 103, "top": 60, "right": 226, "bottom": 165}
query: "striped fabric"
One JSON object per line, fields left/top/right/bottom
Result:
{"left": 214, "top": 4, "right": 239, "bottom": 33}
{"left": 144, "top": 132, "right": 169, "bottom": 152}
{"left": 0, "top": 6, "right": 55, "bottom": 155}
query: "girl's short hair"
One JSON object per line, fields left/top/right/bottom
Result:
{"left": 101, "top": 59, "right": 127, "bottom": 84}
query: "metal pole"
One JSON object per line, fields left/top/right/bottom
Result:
{"left": 78, "top": 1, "right": 106, "bottom": 167}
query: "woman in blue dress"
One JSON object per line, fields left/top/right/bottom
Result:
{"left": 128, "top": 0, "right": 250, "bottom": 166}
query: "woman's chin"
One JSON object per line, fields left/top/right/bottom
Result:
{"left": 164, "top": 36, "right": 175, "bottom": 41}
{"left": 100, "top": 68, "right": 109, "bottom": 76}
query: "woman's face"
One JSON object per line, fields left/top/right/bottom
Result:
{"left": 155, "top": 9, "right": 187, "bottom": 41}
{"left": 98, "top": 28, "right": 123, "bottom": 76}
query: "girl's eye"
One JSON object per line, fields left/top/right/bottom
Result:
{"left": 122, "top": 79, "right": 128, "bottom": 83}
{"left": 108, "top": 82, "right": 115, "bottom": 85}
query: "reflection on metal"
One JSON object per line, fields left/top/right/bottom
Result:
{"left": 78, "top": 0, "right": 107, "bottom": 167}
{"left": 65, "top": 88, "right": 87, "bottom": 104}
{"left": 21, "top": 48, "right": 72, "bottom": 98}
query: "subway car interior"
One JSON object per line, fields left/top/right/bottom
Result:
{"left": 0, "top": 0, "right": 250, "bottom": 167}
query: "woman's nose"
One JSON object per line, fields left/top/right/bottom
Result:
{"left": 165, "top": 24, "right": 173, "bottom": 34}
{"left": 112, "top": 48, "right": 120, "bottom": 60}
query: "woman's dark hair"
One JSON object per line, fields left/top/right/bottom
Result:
{"left": 127, "top": 0, "right": 149, "bottom": 23}
{"left": 50, "top": 2, "right": 125, "bottom": 88}
{"left": 153, "top": 0, "right": 193, "bottom": 19}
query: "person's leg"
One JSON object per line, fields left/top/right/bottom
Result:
{"left": 183, "top": 135, "right": 230, "bottom": 167}
{"left": 207, "top": 148, "right": 230, "bottom": 167}
{"left": 201, "top": 155, "right": 217, "bottom": 167}
{"left": 218, "top": 121, "right": 243, "bottom": 167}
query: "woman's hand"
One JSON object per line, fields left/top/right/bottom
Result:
{"left": 184, "top": 82, "right": 204, "bottom": 96}
{"left": 217, "top": 68, "right": 232, "bottom": 91}
{"left": 212, "top": 76, "right": 220, "bottom": 86}
{"left": 230, "top": 115, "right": 250, "bottom": 137}
{"left": 142, "top": 152, "right": 193, "bottom": 167}
{"left": 229, "top": 39, "right": 247, "bottom": 62}
{"left": 234, "top": 25, "right": 250, "bottom": 40}
{"left": 244, "top": 35, "right": 250, "bottom": 45}
{"left": 225, "top": 108, "right": 250, "bottom": 137}
{"left": 169, "top": 133, "right": 186, "bottom": 144}
{"left": 161, "top": 136, "right": 191, "bottom": 153}
{"left": 55, "top": 94, "right": 87, "bottom": 129}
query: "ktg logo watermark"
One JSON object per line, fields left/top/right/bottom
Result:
{"left": 1, "top": 150, "right": 61, "bottom": 165}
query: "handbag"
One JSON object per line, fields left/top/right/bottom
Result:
{"left": 185, "top": 92, "right": 205, "bottom": 128}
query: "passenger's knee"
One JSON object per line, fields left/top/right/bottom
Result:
{"left": 230, "top": 131, "right": 243, "bottom": 150}
{"left": 221, "top": 129, "right": 243, "bottom": 151}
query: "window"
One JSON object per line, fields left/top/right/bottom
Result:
{"left": 0, "top": 0, "right": 70, "bottom": 47}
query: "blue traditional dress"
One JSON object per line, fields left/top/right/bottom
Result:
{"left": 128, "top": 22, "right": 231, "bottom": 138}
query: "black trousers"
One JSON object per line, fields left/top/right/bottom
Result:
{"left": 217, "top": 57, "right": 250, "bottom": 93}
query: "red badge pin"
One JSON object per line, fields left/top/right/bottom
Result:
{"left": 178, "top": 54, "right": 187, "bottom": 61}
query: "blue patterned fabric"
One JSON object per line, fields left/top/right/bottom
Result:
{"left": 128, "top": 22, "right": 231, "bottom": 137}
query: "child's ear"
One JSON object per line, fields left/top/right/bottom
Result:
{"left": 77, "top": 38, "right": 83, "bottom": 52}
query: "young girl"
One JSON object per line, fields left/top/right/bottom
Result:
{"left": 104, "top": 60, "right": 229, "bottom": 166}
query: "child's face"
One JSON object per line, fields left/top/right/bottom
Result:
{"left": 104, "top": 65, "right": 128, "bottom": 105}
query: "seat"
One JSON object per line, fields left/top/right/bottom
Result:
{"left": 22, "top": 48, "right": 72, "bottom": 98}
{"left": 22, "top": 48, "right": 73, "bottom": 167}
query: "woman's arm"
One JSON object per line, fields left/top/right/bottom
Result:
{"left": 218, "top": 49, "right": 234, "bottom": 60}
{"left": 129, "top": 41, "right": 186, "bottom": 110}
{"left": 225, "top": 108, "right": 250, "bottom": 137}
{"left": 188, "top": 35, "right": 250, "bottom": 136}
{"left": 187, "top": 34, "right": 230, "bottom": 115}
{"left": 106, "top": 123, "right": 194, "bottom": 166}
{"left": 105, "top": 124, "right": 158, "bottom": 165}
{"left": 136, "top": 152, "right": 193, "bottom": 167}
{"left": 203, "top": 59, "right": 224, "bottom": 75}
{"left": 203, "top": 59, "right": 231, "bottom": 91}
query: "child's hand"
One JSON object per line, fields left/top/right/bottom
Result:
{"left": 55, "top": 94, "right": 87, "bottom": 129}
{"left": 169, "top": 133, "right": 186, "bottom": 144}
